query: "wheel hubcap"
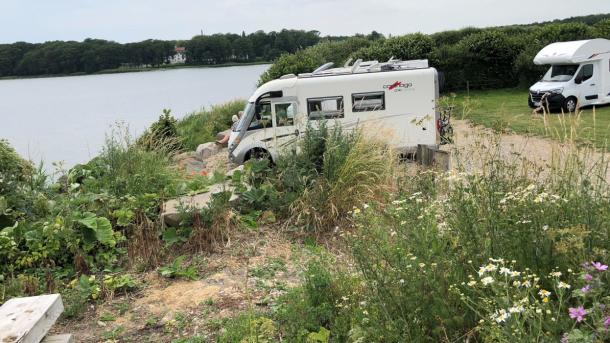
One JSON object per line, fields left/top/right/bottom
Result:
{"left": 567, "top": 100, "right": 576, "bottom": 112}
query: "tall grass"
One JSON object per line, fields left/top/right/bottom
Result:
{"left": 268, "top": 123, "right": 396, "bottom": 232}
{"left": 176, "top": 100, "right": 246, "bottom": 150}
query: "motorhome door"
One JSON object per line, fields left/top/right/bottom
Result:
{"left": 271, "top": 100, "right": 299, "bottom": 153}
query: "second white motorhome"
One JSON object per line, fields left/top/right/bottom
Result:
{"left": 228, "top": 59, "right": 445, "bottom": 164}
{"left": 529, "top": 38, "right": 610, "bottom": 112}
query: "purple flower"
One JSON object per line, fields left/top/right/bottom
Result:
{"left": 605, "top": 316, "right": 610, "bottom": 329}
{"left": 580, "top": 284, "right": 591, "bottom": 294}
{"left": 569, "top": 307, "right": 587, "bottom": 322}
{"left": 584, "top": 273, "right": 594, "bottom": 281}
{"left": 591, "top": 262, "right": 608, "bottom": 272}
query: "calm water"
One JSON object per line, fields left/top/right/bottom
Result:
{"left": 0, "top": 64, "right": 269, "bottom": 169}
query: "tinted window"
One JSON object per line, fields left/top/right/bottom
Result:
{"left": 352, "top": 92, "right": 385, "bottom": 112}
{"left": 581, "top": 64, "right": 593, "bottom": 82}
{"left": 307, "top": 96, "right": 344, "bottom": 119}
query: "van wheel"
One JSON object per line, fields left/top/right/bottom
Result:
{"left": 562, "top": 97, "right": 578, "bottom": 113}
{"left": 246, "top": 148, "right": 273, "bottom": 165}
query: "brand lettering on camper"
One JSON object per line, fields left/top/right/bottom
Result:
{"left": 384, "top": 81, "right": 413, "bottom": 92}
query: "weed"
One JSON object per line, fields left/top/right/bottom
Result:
{"left": 159, "top": 256, "right": 198, "bottom": 280}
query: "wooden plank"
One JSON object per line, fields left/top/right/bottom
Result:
{"left": 41, "top": 334, "right": 74, "bottom": 343}
{"left": 0, "top": 294, "right": 64, "bottom": 343}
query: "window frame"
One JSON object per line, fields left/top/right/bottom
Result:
{"left": 306, "top": 96, "right": 345, "bottom": 120}
{"left": 351, "top": 91, "right": 386, "bottom": 112}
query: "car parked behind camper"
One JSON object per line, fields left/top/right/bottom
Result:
{"left": 529, "top": 38, "right": 610, "bottom": 112}
{"left": 228, "top": 59, "right": 445, "bottom": 164}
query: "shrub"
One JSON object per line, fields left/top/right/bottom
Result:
{"left": 137, "top": 109, "right": 183, "bottom": 153}
{"left": 284, "top": 125, "right": 396, "bottom": 232}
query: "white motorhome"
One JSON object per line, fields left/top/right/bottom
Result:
{"left": 529, "top": 38, "right": 610, "bottom": 112}
{"left": 228, "top": 59, "right": 444, "bottom": 164}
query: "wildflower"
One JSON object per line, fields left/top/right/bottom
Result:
{"left": 419, "top": 263, "right": 426, "bottom": 268}
{"left": 499, "top": 267, "right": 511, "bottom": 275}
{"left": 536, "top": 308, "right": 542, "bottom": 314}
{"left": 510, "top": 271, "right": 520, "bottom": 277}
{"left": 591, "top": 262, "right": 608, "bottom": 272}
{"left": 568, "top": 307, "right": 587, "bottom": 322}
{"left": 467, "top": 281, "right": 477, "bottom": 287}
{"left": 390, "top": 230, "right": 397, "bottom": 237}
{"left": 353, "top": 208, "right": 361, "bottom": 214}
{"left": 493, "top": 309, "right": 510, "bottom": 323}
{"left": 508, "top": 305, "right": 524, "bottom": 314}
{"left": 410, "top": 256, "right": 417, "bottom": 260}
{"left": 512, "top": 280, "right": 520, "bottom": 287}
{"left": 481, "top": 276, "right": 494, "bottom": 285}
{"left": 363, "top": 203, "right": 369, "bottom": 209}
{"left": 399, "top": 279, "right": 405, "bottom": 284}
{"left": 538, "top": 289, "right": 551, "bottom": 300}
{"left": 522, "top": 280, "right": 532, "bottom": 288}
{"left": 604, "top": 316, "right": 610, "bottom": 329}
{"left": 580, "top": 285, "right": 591, "bottom": 294}
{"left": 549, "top": 271, "right": 562, "bottom": 277}
{"left": 557, "top": 281, "right": 571, "bottom": 289}
{"left": 584, "top": 274, "right": 593, "bottom": 281}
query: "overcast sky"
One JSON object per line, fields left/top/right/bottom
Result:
{"left": 1, "top": 0, "right": 609, "bottom": 44}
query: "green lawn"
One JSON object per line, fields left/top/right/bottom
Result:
{"left": 452, "top": 88, "right": 610, "bottom": 151}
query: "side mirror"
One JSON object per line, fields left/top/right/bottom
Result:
{"left": 574, "top": 74, "right": 583, "bottom": 84}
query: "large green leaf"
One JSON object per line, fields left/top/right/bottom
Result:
{"left": 78, "top": 212, "right": 115, "bottom": 246}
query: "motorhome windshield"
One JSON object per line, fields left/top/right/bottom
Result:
{"left": 234, "top": 102, "right": 255, "bottom": 132}
{"left": 541, "top": 64, "right": 579, "bottom": 82}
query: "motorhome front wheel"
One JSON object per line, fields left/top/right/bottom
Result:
{"left": 562, "top": 97, "right": 577, "bottom": 113}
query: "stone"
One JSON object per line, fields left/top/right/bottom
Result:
{"left": 216, "top": 129, "right": 231, "bottom": 141}
{"left": 161, "top": 183, "right": 239, "bottom": 227}
{"left": 196, "top": 142, "right": 221, "bottom": 160}
{"left": 173, "top": 151, "right": 206, "bottom": 174}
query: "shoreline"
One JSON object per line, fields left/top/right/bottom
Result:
{"left": 0, "top": 61, "right": 271, "bottom": 80}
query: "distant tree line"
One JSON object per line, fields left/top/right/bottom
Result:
{"left": 260, "top": 14, "right": 610, "bottom": 90}
{"left": 0, "top": 30, "right": 322, "bottom": 77}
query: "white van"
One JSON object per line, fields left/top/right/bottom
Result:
{"left": 529, "top": 38, "right": 610, "bottom": 112}
{"left": 228, "top": 59, "right": 444, "bottom": 164}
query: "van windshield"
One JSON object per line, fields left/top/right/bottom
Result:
{"left": 541, "top": 64, "right": 579, "bottom": 82}
{"left": 234, "top": 102, "right": 255, "bottom": 132}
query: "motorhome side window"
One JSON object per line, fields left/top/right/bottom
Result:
{"left": 307, "top": 96, "right": 344, "bottom": 119}
{"left": 248, "top": 102, "right": 272, "bottom": 130}
{"left": 578, "top": 64, "right": 594, "bottom": 82}
{"left": 352, "top": 92, "right": 385, "bottom": 112}
{"left": 274, "top": 103, "right": 295, "bottom": 127}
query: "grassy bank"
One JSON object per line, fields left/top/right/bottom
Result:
{"left": 454, "top": 88, "right": 610, "bottom": 151}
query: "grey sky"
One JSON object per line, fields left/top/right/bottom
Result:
{"left": 1, "top": 0, "right": 609, "bottom": 44}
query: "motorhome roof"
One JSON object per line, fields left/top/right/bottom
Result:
{"left": 296, "top": 59, "right": 430, "bottom": 78}
{"left": 533, "top": 38, "right": 610, "bottom": 65}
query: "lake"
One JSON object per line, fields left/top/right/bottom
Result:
{"left": 0, "top": 64, "right": 269, "bottom": 170}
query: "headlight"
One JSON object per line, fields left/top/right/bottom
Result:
{"left": 549, "top": 88, "right": 563, "bottom": 94}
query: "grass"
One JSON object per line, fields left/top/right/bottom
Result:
{"left": 454, "top": 88, "right": 610, "bottom": 151}
{"left": 176, "top": 100, "right": 246, "bottom": 150}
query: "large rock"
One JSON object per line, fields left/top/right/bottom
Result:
{"left": 161, "top": 183, "right": 239, "bottom": 227}
{"left": 172, "top": 151, "right": 206, "bottom": 174}
{"left": 196, "top": 142, "right": 221, "bottom": 160}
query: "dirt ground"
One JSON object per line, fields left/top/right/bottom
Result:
{"left": 446, "top": 119, "right": 610, "bottom": 183}
{"left": 53, "top": 228, "right": 312, "bottom": 342}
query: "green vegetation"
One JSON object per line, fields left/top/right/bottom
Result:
{"left": 220, "top": 124, "right": 610, "bottom": 342}
{"left": 0, "top": 30, "right": 322, "bottom": 77}
{"left": 454, "top": 88, "right": 610, "bottom": 150}
{"left": 260, "top": 14, "right": 610, "bottom": 90}
{"left": 176, "top": 100, "right": 246, "bottom": 150}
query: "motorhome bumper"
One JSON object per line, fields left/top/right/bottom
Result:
{"left": 528, "top": 92, "right": 565, "bottom": 110}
